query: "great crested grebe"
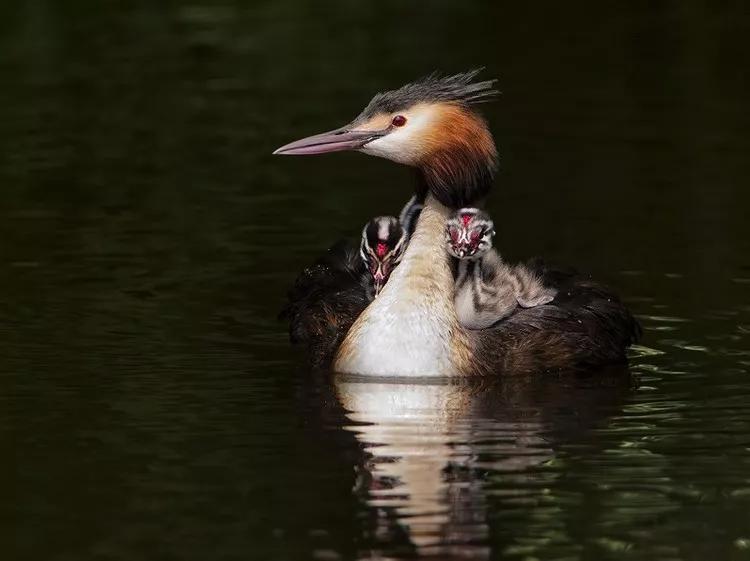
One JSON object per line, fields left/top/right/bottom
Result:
{"left": 446, "top": 208, "right": 557, "bottom": 330}
{"left": 276, "top": 70, "right": 640, "bottom": 376}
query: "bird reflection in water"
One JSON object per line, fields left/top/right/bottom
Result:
{"left": 332, "top": 371, "right": 632, "bottom": 559}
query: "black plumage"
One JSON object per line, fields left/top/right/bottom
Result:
{"left": 354, "top": 69, "right": 499, "bottom": 123}
{"left": 280, "top": 239, "right": 370, "bottom": 369}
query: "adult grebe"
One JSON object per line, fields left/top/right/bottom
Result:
{"left": 276, "top": 70, "right": 640, "bottom": 376}
{"left": 446, "top": 208, "right": 557, "bottom": 330}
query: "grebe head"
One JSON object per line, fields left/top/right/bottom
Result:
{"left": 274, "top": 70, "right": 499, "bottom": 208}
{"left": 360, "top": 216, "right": 407, "bottom": 296}
{"left": 445, "top": 208, "right": 495, "bottom": 260}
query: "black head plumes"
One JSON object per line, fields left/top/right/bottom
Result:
{"left": 353, "top": 69, "right": 499, "bottom": 123}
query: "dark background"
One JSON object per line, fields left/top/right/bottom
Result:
{"left": 1, "top": 1, "right": 749, "bottom": 560}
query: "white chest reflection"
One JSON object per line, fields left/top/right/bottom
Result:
{"left": 335, "top": 377, "right": 554, "bottom": 557}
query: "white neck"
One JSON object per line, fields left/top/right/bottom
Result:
{"left": 334, "top": 196, "right": 471, "bottom": 376}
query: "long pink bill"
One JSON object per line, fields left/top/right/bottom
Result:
{"left": 273, "top": 126, "right": 386, "bottom": 156}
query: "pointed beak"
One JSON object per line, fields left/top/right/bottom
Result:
{"left": 273, "top": 125, "right": 386, "bottom": 156}
{"left": 371, "top": 263, "right": 391, "bottom": 297}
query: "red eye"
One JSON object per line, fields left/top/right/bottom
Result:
{"left": 391, "top": 115, "right": 407, "bottom": 127}
{"left": 470, "top": 230, "right": 481, "bottom": 243}
{"left": 449, "top": 227, "right": 459, "bottom": 242}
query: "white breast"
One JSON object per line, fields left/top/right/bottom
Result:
{"left": 336, "top": 283, "right": 456, "bottom": 376}
{"left": 334, "top": 198, "right": 464, "bottom": 377}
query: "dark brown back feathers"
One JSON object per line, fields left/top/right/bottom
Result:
{"left": 280, "top": 239, "right": 370, "bottom": 368}
{"left": 471, "top": 259, "right": 641, "bottom": 375}
{"left": 282, "top": 253, "right": 640, "bottom": 373}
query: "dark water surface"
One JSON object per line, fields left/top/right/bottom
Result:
{"left": 2, "top": 2, "right": 750, "bottom": 560}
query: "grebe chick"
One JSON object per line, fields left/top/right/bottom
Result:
{"left": 446, "top": 208, "right": 557, "bottom": 330}
{"left": 360, "top": 216, "right": 407, "bottom": 298}
{"left": 359, "top": 195, "right": 423, "bottom": 298}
